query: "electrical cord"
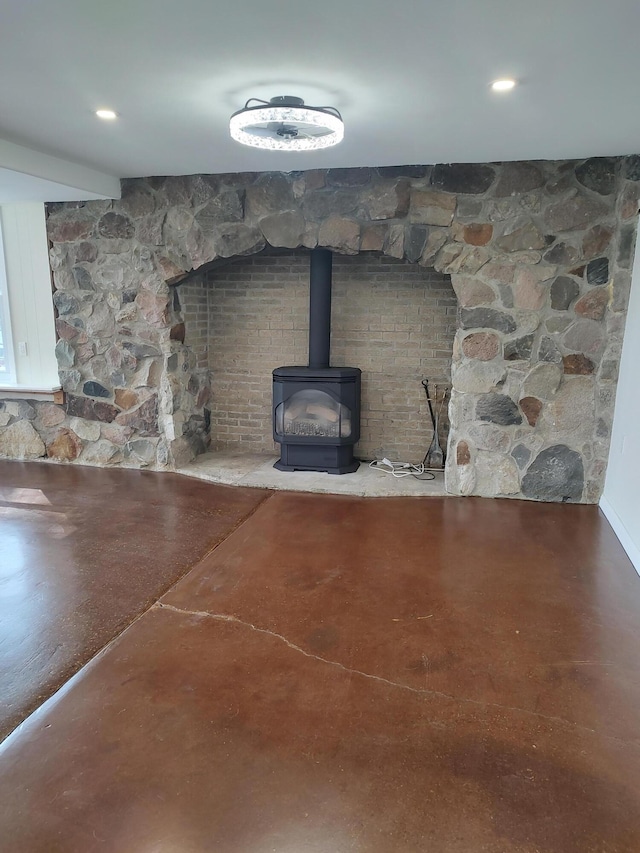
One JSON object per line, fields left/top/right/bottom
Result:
{"left": 369, "top": 458, "right": 435, "bottom": 480}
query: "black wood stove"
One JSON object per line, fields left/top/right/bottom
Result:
{"left": 273, "top": 249, "right": 361, "bottom": 474}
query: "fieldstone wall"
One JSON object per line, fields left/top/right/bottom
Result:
{"left": 0, "top": 157, "right": 637, "bottom": 502}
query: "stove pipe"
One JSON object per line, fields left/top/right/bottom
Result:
{"left": 308, "top": 248, "right": 332, "bottom": 369}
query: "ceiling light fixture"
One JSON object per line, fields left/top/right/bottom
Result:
{"left": 229, "top": 96, "right": 344, "bottom": 151}
{"left": 491, "top": 79, "right": 516, "bottom": 92}
{"left": 96, "top": 109, "right": 118, "bottom": 120}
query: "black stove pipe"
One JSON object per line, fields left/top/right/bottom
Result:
{"left": 308, "top": 248, "right": 332, "bottom": 369}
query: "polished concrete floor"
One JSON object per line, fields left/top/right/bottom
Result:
{"left": 1, "top": 461, "right": 639, "bottom": 851}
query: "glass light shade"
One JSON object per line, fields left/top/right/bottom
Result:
{"left": 229, "top": 105, "right": 344, "bottom": 151}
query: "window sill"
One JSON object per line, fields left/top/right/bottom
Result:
{"left": 0, "top": 385, "right": 64, "bottom": 403}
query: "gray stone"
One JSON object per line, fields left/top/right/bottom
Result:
{"left": 302, "top": 189, "right": 359, "bottom": 220}
{"left": 214, "top": 224, "right": 265, "bottom": 258}
{"left": 512, "top": 444, "right": 531, "bottom": 469}
{"left": 456, "top": 198, "right": 483, "bottom": 218}
{"left": 98, "top": 212, "right": 134, "bottom": 239}
{"left": 624, "top": 155, "right": 640, "bottom": 181}
{"left": 494, "top": 162, "right": 545, "bottom": 197}
{"left": 59, "top": 369, "right": 82, "bottom": 391}
{"left": 586, "top": 257, "right": 609, "bottom": 285}
{"left": 495, "top": 220, "right": 545, "bottom": 252}
{"left": 126, "top": 438, "right": 157, "bottom": 465}
{"left": 80, "top": 440, "right": 121, "bottom": 466}
{"left": 0, "top": 420, "right": 45, "bottom": 459}
{"left": 259, "top": 211, "right": 305, "bottom": 248}
{"left": 521, "top": 445, "right": 584, "bottom": 502}
{"left": 522, "top": 363, "right": 563, "bottom": 400}
{"left": 383, "top": 223, "right": 404, "bottom": 258}
{"left": 55, "top": 339, "right": 75, "bottom": 369}
{"left": 546, "top": 194, "right": 608, "bottom": 232}
{"left": 575, "top": 158, "right": 617, "bottom": 195}
{"left": 617, "top": 225, "right": 636, "bottom": 269}
{"left": 451, "top": 276, "right": 496, "bottom": 308}
{"left": 318, "top": 217, "right": 360, "bottom": 254}
{"left": 53, "top": 291, "right": 80, "bottom": 315}
{"left": 324, "top": 168, "right": 370, "bottom": 187}
{"left": 467, "top": 424, "right": 510, "bottom": 452}
{"left": 72, "top": 265, "right": 94, "bottom": 290}
{"left": 83, "top": 381, "right": 111, "bottom": 399}
{"left": 196, "top": 191, "right": 244, "bottom": 226}
{"left": 431, "top": 163, "right": 495, "bottom": 194}
{"left": 546, "top": 316, "right": 572, "bottom": 334}
{"left": 419, "top": 229, "right": 448, "bottom": 264}
{"left": 362, "top": 182, "right": 410, "bottom": 220}
{"left": 542, "top": 377, "right": 595, "bottom": 435}
{"left": 246, "top": 174, "right": 295, "bottom": 218}
{"left": 119, "top": 181, "right": 156, "bottom": 219}
{"left": 460, "top": 307, "right": 516, "bottom": 334}
{"left": 451, "top": 361, "right": 506, "bottom": 394}
{"left": 410, "top": 189, "right": 456, "bottom": 226}
{"left": 550, "top": 276, "right": 580, "bottom": 311}
{"left": 476, "top": 393, "right": 522, "bottom": 425}
{"left": 86, "top": 302, "right": 116, "bottom": 337}
{"left": 543, "top": 242, "right": 580, "bottom": 266}
{"left": 121, "top": 341, "right": 162, "bottom": 360}
{"left": 436, "top": 245, "right": 489, "bottom": 275}
{"left": 37, "top": 403, "right": 66, "bottom": 427}
{"left": 504, "top": 334, "right": 534, "bottom": 361}
{"left": 475, "top": 451, "right": 520, "bottom": 496}
{"left": 404, "top": 225, "right": 428, "bottom": 262}
{"left": 538, "top": 336, "right": 563, "bottom": 364}
{"left": 563, "top": 320, "right": 606, "bottom": 356}
{"left": 2, "top": 401, "right": 36, "bottom": 420}
{"left": 70, "top": 417, "right": 101, "bottom": 441}
{"left": 598, "top": 360, "right": 619, "bottom": 382}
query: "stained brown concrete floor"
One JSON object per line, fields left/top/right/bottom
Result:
{"left": 1, "top": 469, "right": 640, "bottom": 851}
{"left": 0, "top": 460, "right": 269, "bottom": 740}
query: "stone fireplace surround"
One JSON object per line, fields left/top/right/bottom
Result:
{"left": 0, "top": 157, "right": 638, "bottom": 503}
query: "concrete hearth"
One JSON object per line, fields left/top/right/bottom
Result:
{"left": 178, "top": 450, "right": 447, "bottom": 497}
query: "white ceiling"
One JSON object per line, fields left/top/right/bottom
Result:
{"left": 1, "top": 0, "right": 640, "bottom": 201}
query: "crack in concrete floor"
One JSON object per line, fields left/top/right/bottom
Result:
{"left": 154, "top": 602, "right": 640, "bottom": 750}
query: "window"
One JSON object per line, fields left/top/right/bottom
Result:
{"left": 0, "top": 203, "right": 59, "bottom": 393}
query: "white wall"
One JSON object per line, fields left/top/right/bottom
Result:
{"left": 0, "top": 203, "right": 59, "bottom": 389}
{"left": 601, "top": 236, "right": 640, "bottom": 573}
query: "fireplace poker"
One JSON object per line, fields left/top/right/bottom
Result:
{"left": 422, "top": 379, "right": 445, "bottom": 470}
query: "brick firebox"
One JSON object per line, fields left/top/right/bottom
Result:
{"left": 177, "top": 250, "right": 455, "bottom": 464}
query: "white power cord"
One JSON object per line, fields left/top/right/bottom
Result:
{"left": 369, "top": 458, "right": 435, "bottom": 480}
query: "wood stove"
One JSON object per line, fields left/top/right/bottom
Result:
{"left": 273, "top": 249, "right": 361, "bottom": 474}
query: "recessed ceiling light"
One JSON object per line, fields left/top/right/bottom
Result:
{"left": 491, "top": 79, "right": 516, "bottom": 92}
{"left": 95, "top": 109, "right": 118, "bottom": 120}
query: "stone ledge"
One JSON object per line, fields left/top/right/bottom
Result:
{"left": 0, "top": 387, "right": 64, "bottom": 404}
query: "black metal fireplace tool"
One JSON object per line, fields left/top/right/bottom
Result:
{"left": 422, "top": 379, "right": 448, "bottom": 470}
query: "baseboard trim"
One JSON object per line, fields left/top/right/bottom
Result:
{"left": 599, "top": 496, "right": 640, "bottom": 577}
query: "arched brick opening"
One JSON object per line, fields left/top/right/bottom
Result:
{"left": 172, "top": 248, "right": 456, "bottom": 465}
